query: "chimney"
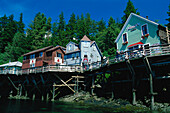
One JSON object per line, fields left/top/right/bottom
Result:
{"left": 146, "top": 16, "right": 148, "bottom": 19}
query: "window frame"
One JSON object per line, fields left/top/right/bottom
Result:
{"left": 39, "top": 52, "right": 43, "bottom": 57}
{"left": 72, "top": 53, "right": 75, "bottom": 60}
{"left": 122, "top": 32, "right": 128, "bottom": 44}
{"left": 23, "top": 56, "right": 27, "bottom": 60}
{"left": 57, "top": 52, "right": 62, "bottom": 58}
{"left": 141, "top": 24, "right": 149, "bottom": 36}
{"left": 76, "top": 52, "right": 79, "bottom": 59}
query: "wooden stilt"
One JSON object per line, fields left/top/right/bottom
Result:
{"left": 126, "top": 60, "right": 136, "bottom": 105}
{"left": 144, "top": 57, "right": 155, "bottom": 110}
{"left": 111, "top": 72, "right": 114, "bottom": 99}
{"left": 76, "top": 75, "right": 79, "bottom": 93}
{"left": 42, "top": 95, "right": 44, "bottom": 101}
{"left": 91, "top": 75, "right": 94, "bottom": 95}
{"left": 32, "top": 94, "right": 35, "bottom": 100}
{"left": 25, "top": 91, "right": 27, "bottom": 97}
{"left": 52, "top": 83, "right": 55, "bottom": 101}
{"left": 46, "top": 93, "right": 49, "bottom": 101}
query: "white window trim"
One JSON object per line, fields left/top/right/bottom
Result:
{"left": 122, "top": 32, "right": 128, "bottom": 43}
{"left": 141, "top": 23, "right": 149, "bottom": 36}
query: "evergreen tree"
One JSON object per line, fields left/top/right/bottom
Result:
{"left": 165, "top": 5, "right": 170, "bottom": 30}
{"left": 0, "top": 15, "right": 18, "bottom": 53}
{"left": 97, "top": 18, "right": 106, "bottom": 32}
{"left": 105, "top": 17, "right": 120, "bottom": 56}
{"left": 26, "top": 12, "right": 50, "bottom": 50}
{"left": 66, "top": 13, "right": 77, "bottom": 41}
{"left": 0, "top": 15, "right": 8, "bottom": 53}
{"left": 77, "top": 14, "right": 86, "bottom": 39}
{"left": 121, "top": 0, "right": 140, "bottom": 25}
{"left": 85, "top": 13, "right": 92, "bottom": 37}
{"left": 6, "top": 32, "right": 27, "bottom": 61}
{"left": 18, "top": 13, "right": 25, "bottom": 33}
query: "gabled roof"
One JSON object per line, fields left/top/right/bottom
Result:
{"left": 65, "top": 49, "right": 80, "bottom": 54}
{"left": 66, "top": 41, "right": 78, "bottom": 47}
{"left": 115, "top": 13, "right": 159, "bottom": 43}
{"left": 90, "top": 41, "right": 103, "bottom": 58}
{"left": 23, "top": 46, "right": 53, "bottom": 56}
{"left": 0, "top": 61, "right": 22, "bottom": 67}
{"left": 90, "top": 41, "right": 95, "bottom": 45}
{"left": 46, "top": 46, "right": 65, "bottom": 54}
{"left": 81, "top": 35, "right": 91, "bottom": 41}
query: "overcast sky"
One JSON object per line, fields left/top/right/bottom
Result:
{"left": 0, "top": 0, "right": 169, "bottom": 27}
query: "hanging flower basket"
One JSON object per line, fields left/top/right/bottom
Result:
{"left": 141, "top": 34, "right": 149, "bottom": 39}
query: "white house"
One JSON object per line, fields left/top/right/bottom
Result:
{"left": 64, "top": 35, "right": 103, "bottom": 65}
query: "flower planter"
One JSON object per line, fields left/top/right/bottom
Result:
{"left": 122, "top": 41, "right": 128, "bottom": 45}
{"left": 141, "top": 34, "right": 149, "bottom": 39}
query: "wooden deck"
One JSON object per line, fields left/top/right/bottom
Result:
{"left": 0, "top": 44, "right": 170, "bottom": 75}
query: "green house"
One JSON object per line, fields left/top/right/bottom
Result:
{"left": 115, "top": 13, "right": 169, "bottom": 52}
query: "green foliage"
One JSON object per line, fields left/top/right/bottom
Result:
{"left": 18, "top": 56, "right": 23, "bottom": 63}
{"left": 121, "top": 0, "right": 140, "bottom": 25}
{"left": 26, "top": 12, "right": 52, "bottom": 50}
{"left": 165, "top": 5, "right": 170, "bottom": 30}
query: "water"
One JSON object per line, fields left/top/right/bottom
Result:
{"left": 0, "top": 99, "right": 155, "bottom": 113}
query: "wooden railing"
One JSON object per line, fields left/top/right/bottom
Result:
{"left": 109, "top": 44, "right": 170, "bottom": 63}
{"left": 0, "top": 45, "right": 170, "bottom": 75}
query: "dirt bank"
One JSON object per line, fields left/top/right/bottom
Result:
{"left": 59, "top": 91, "right": 170, "bottom": 112}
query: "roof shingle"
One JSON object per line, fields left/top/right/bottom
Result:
{"left": 81, "top": 35, "right": 91, "bottom": 41}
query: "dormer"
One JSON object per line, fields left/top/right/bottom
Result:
{"left": 66, "top": 41, "right": 79, "bottom": 53}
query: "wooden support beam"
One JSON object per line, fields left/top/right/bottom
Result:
{"left": 126, "top": 60, "right": 136, "bottom": 105}
{"left": 72, "top": 76, "right": 84, "bottom": 78}
{"left": 91, "top": 75, "right": 95, "bottom": 95}
{"left": 77, "top": 75, "right": 79, "bottom": 93}
{"left": 111, "top": 72, "right": 114, "bottom": 99}
{"left": 53, "top": 84, "right": 76, "bottom": 87}
{"left": 40, "top": 75, "right": 45, "bottom": 84}
{"left": 54, "top": 75, "right": 75, "bottom": 93}
{"left": 52, "top": 83, "right": 55, "bottom": 101}
{"left": 143, "top": 57, "right": 155, "bottom": 110}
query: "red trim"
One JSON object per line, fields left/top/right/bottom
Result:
{"left": 127, "top": 42, "right": 144, "bottom": 48}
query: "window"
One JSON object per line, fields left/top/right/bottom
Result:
{"left": 47, "top": 52, "right": 52, "bottom": 57}
{"left": 134, "top": 45, "right": 138, "bottom": 50}
{"left": 122, "top": 33, "right": 128, "bottom": 44}
{"left": 30, "top": 54, "right": 35, "bottom": 59}
{"left": 39, "top": 52, "right": 43, "bottom": 57}
{"left": 69, "top": 45, "right": 72, "bottom": 51}
{"left": 24, "top": 56, "right": 26, "bottom": 60}
{"left": 129, "top": 47, "right": 133, "bottom": 51}
{"left": 33, "top": 54, "right": 35, "bottom": 59}
{"left": 57, "top": 53, "right": 62, "bottom": 58}
{"left": 30, "top": 64, "right": 35, "bottom": 68}
{"left": 141, "top": 24, "right": 148, "bottom": 36}
{"left": 72, "top": 53, "right": 75, "bottom": 60}
{"left": 64, "top": 55, "right": 67, "bottom": 59}
{"left": 76, "top": 53, "right": 79, "bottom": 59}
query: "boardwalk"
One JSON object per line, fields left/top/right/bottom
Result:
{"left": 0, "top": 44, "right": 170, "bottom": 75}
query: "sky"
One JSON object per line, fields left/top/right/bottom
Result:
{"left": 0, "top": 0, "right": 169, "bottom": 28}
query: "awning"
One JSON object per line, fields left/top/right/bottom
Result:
{"left": 127, "top": 42, "right": 144, "bottom": 48}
